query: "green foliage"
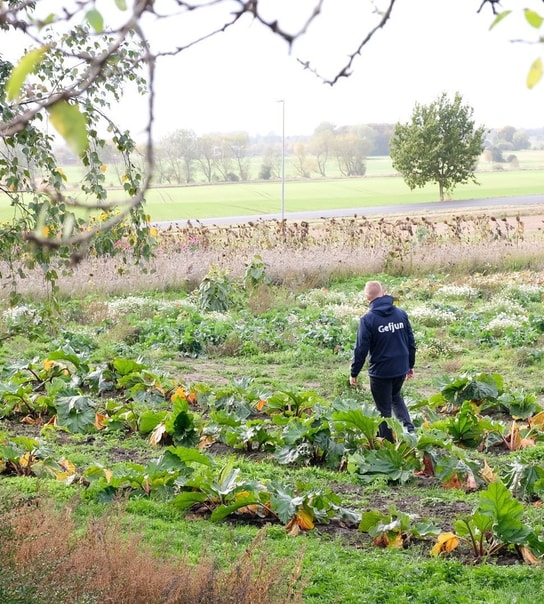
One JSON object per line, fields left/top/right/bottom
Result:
{"left": 390, "top": 92, "right": 486, "bottom": 201}
{"left": 0, "top": 13, "right": 153, "bottom": 299}
{"left": 196, "top": 265, "right": 240, "bottom": 312}
{"left": 437, "top": 372, "right": 503, "bottom": 409}
{"left": 347, "top": 436, "right": 421, "bottom": 485}
{"left": 359, "top": 506, "right": 440, "bottom": 547}
{"left": 243, "top": 254, "right": 271, "bottom": 289}
{"left": 453, "top": 481, "right": 544, "bottom": 559}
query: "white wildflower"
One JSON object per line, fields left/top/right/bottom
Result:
{"left": 485, "top": 312, "right": 528, "bottom": 333}
{"left": 408, "top": 305, "right": 457, "bottom": 326}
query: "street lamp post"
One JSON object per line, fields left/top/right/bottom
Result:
{"left": 279, "top": 99, "right": 285, "bottom": 220}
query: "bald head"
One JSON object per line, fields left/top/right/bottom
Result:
{"left": 364, "top": 280, "right": 384, "bottom": 302}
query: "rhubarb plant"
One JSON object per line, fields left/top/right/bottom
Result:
{"left": 451, "top": 481, "right": 544, "bottom": 560}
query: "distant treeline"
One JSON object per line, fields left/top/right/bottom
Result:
{"left": 56, "top": 124, "right": 544, "bottom": 186}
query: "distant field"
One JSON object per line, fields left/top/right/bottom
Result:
{"left": 107, "top": 170, "right": 544, "bottom": 221}
{"left": 1, "top": 152, "right": 543, "bottom": 222}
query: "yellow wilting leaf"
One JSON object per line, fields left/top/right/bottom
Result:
{"left": 48, "top": 100, "right": 89, "bottom": 155}
{"left": 150, "top": 227, "right": 158, "bottom": 237}
{"left": 198, "top": 434, "right": 215, "bottom": 449}
{"left": 104, "top": 468, "right": 113, "bottom": 483}
{"left": 55, "top": 167, "right": 67, "bottom": 181}
{"left": 527, "top": 58, "right": 543, "bottom": 89}
{"left": 465, "top": 471, "right": 478, "bottom": 492}
{"left": 171, "top": 386, "right": 188, "bottom": 402}
{"left": 520, "top": 437, "right": 536, "bottom": 449}
{"left": 285, "top": 517, "right": 301, "bottom": 536}
{"left": 479, "top": 460, "right": 497, "bottom": 484}
{"left": 149, "top": 422, "right": 167, "bottom": 446}
{"left": 505, "top": 420, "right": 522, "bottom": 451}
{"left": 94, "top": 413, "right": 107, "bottom": 430}
{"left": 519, "top": 545, "right": 539, "bottom": 565}
{"left": 296, "top": 509, "right": 315, "bottom": 530}
{"left": 43, "top": 359, "right": 55, "bottom": 370}
{"left": 19, "top": 453, "right": 32, "bottom": 468}
{"left": 374, "top": 532, "right": 403, "bottom": 548}
{"left": 528, "top": 410, "right": 544, "bottom": 429}
{"left": 256, "top": 399, "right": 267, "bottom": 411}
{"left": 235, "top": 491, "right": 259, "bottom": 515}
{"left": 430, "top": 532, "right": 459, "bottom": 557}
{"left": 59, "top": 457, "right": 76, "bottom": 474}
{"left": 6, "top": 46, "right": 48, "bottom": 100}
{"left": 443, "top": 473, "right": 462, "bottom": 490}
{"left": 56, "top": 457, "right": 77, "bottom": 481}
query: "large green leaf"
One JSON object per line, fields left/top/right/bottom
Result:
{"left": 56, "top": 395, "right": 96, "bottom": 432}
{"left": 138, "top": 410, "right": 167, "bottom": 434}
{"left": 269, "top": 486, "right": 303, "bottom": 524}
{"left": 171, "top": 491, "right": 208, "bottom": 512}
{"left": 210, "top": 494, "right": 261, "bottom": 522}
{"left": 166, "top": 446, "right": 213, "bottom": 467}
{"left": 479, "top": 481, "right": 531, "bottom": 544}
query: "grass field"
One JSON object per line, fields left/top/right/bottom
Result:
{"left": 1, "top": 152, "right": 543, "bottom": 223}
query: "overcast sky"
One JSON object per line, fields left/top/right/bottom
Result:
{"left": 20, "top": 0, "right": 544, "bottom": 139}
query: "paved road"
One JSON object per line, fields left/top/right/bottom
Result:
{"left": 153, "top": 193, "right": 544, "bottom": 227}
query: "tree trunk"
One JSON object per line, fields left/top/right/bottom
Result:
{"left": 439, "top": 182, "right": 445, "bottom": 201}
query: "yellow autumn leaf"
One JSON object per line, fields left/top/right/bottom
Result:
{"left": 431, "top": 532, "right": 459, "bottom": 556}
{"left": 529, "top": 410, "right": 544, "bottom": 429}
{"left": 527, "top": 58, "right": 543, "bottom": 89}
{"left": 6, "top": 46, "right": 48, "bottom": 100}
{"left": 256, "top": 399, "right": 267, "bottom": 411}
{"left": 43, "top": 359, "right": 55, "bottom": 370}
{"left": 48, "top": 100, "right": 89, "bottom": 155}
{"left": 149, "top": 422, "right": 167, "bottom": 446}
{"left": 296, "top": 508, "right": 315, "bottom": 530}
{"left": 506, "top": 420, "right": 522, "bottom": 451}
{"left": 479, "top": 460, "right": 497, "bottom": 484}
{"left": 171, "top": 386, "right": 187, "bottom": 402}
{"left": 150, "top": 227, "right": 158, "bottom": 237}
{"left": 59, "top": 457, "right": 76, "bottom": 474}
{"left": 519, "top": 545, "right": 540, "bottom": 564}
{"left": 94, "top": 413, "right": 107, "bottom": 430}
{"left": 198, "top": 434, "right": 215, "bottom": 449}
{"left": 56, "top": 457, "right": 77, "bottom": 481}
{"left": 285, "top": 517, "right": 300, "bottom": 536}
{"left": 19, "top": 453, "right": 32, "bottom": 468}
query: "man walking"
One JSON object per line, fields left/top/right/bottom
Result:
{"left": 350, "top": 280, "right": 416, "bottom": 442}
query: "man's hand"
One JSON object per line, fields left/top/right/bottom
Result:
{"left": 349, "top": 376, "right": 358, "bottom": 387}
{"left": 406, "top": 369, "right": 414, "bottom": 379}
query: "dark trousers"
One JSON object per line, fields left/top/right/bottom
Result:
{"left": 369, "top": 375, "right": 414, "bottom": 442}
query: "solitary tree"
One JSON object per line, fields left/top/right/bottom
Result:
{"left": 390, "top": 92, "right": 486, "bottom": 201}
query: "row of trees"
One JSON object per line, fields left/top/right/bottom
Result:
{"left": 145, "top": 121, "right": 532, "bottom": 186}
{"left": 151, "top": 123, "right": 393, "bottom": 184}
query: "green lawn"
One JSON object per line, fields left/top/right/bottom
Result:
{"left": 1, "top": 154, "right": 543, "bottom": 223}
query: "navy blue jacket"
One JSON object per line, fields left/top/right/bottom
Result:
{"left": 350, "top": 295, "right": 416, "bottom": 379}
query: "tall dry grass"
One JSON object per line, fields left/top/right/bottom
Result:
{"left": 0, "top": 498, "right": 305, "bottom": 604}
{"left": 1, "top": 212, "right": 542, "bottom": 301}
